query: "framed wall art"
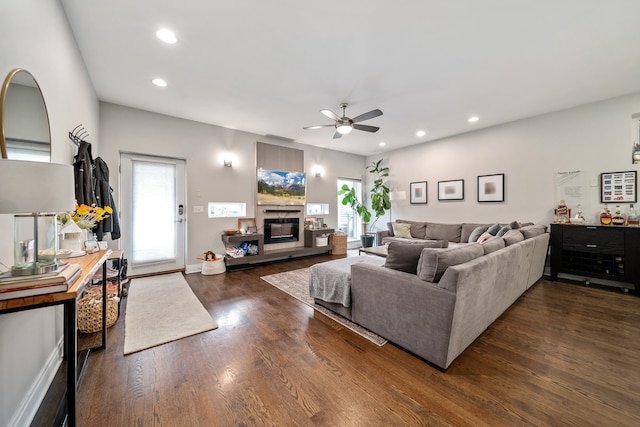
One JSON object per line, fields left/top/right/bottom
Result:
{"left": 600, "top": 171, "right": 637, "bottom": 203}
{"left": 477, "top": 173, "right": 505, "bottom": 202}
{"left": 410, "top": 181, "right": 427, "bottom": 204}
{"left": 438, "top": 179, "right": 464, "bottom": 201}
{"left": 238, "top": 217, "right": 256, "bottom": 231}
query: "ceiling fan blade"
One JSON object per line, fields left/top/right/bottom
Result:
{"left": 352, "top": 109, "right": 383, "bottom": 123}
{"left": 332, "top": 131, "right": 343, "bottom": 139}
{"left": 303, "top": 124, "right": 335, "bottom": 130}
{"left": 321, "top": 109, "right": 341, "bottom": 121}
{"left": 353, "top": 124, "right": 380, "bottom": 133}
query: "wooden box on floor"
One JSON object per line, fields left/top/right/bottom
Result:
{"left": 329, "top": 233, "right": 347, "bottom": 255}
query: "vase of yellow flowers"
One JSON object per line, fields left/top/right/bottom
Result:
{"left": 59, "top": 203, "right": 112, "bottom": 243}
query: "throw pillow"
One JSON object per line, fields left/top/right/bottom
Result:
{"left": 496, "top": 225, "right": 511, "bottom": 237}
{"left": 384, "top": 241, "right": 445, "bottom": 274}
{"left": 481, "top": 237, "right": 505, "bottom": 255}
{"left": 391, "top": 222, "right": 412, "bottom": 239}
{"left": 397, "top": 219, "right": 427, "bottom": 238}
{"left": 417, "top": 243, "right": 484, "bottom": 282}
{"left": 476, "top": 232, "right": 494, "bottom": 243}
{"left": 502, "top": 229, "right": 524, "bottom": 246}
{"left": 487, "top": 223, "right": 502, "bottom": 235}
{"left": 468, "top": 226, "right": 488, "bottom": 243}
{"left": 518, "top": 224, "right": 547, "bottom": 239}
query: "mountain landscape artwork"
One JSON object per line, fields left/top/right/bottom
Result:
{"left": 257, "top": 169, "right": 306, "bottom": 205}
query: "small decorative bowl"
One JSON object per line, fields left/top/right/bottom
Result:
{"left": 223, "top": 229, "right": 239, "bottom": 235}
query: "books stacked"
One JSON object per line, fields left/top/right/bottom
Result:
{"left": 0, "top": 264, "right": 81, "bottom": 300}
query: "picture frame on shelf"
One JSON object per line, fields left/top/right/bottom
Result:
{"left": 238, "top": 218, "right": 256, "bottom": 231}
{"left": 600, "top": 170, "right": 637, "bottom": 203}
{"left": 410, "top": 181, "right": 427, "bottom": 204}
{"left": 477, "top": 173, "right": 505, "bottom": 202}
{"left": 438, "top": 179, "right": 464, "bottom": 201}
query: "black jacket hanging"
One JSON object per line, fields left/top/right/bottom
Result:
{"left": 94, "top": 157, "right": 121, "bottom": 241}
{"left": 73, "top": 141, "right": 97, "bottom": 206}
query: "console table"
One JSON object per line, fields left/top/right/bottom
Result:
{"left": 550, "top": 223, "right": 639, "bottom": 293}
{"left": 1, "top": 249, "right": 111, "bottom": 427}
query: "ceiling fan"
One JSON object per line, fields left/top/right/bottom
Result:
{"left": 303, "top": 103, "right": 383, "bottom": 139}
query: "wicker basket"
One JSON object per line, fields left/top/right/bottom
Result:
{"left": 329, "top": 233, "right": 347, "bottom": 255}
{"left": 78, "top": 286, "right": 120, "bottom": 333}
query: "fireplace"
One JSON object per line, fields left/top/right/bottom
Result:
{"left": 264, "top": 218, "right": 299, "bottom": 244}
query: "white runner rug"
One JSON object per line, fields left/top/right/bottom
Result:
{"left": 124, "top": 272, "right": 218, "bottom": 354}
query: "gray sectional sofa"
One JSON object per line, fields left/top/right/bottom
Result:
{"left": 311, "top": 220, "right": 549, "bottom": 370}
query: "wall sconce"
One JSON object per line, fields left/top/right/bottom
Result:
{"left": 224, "top": 159, "right": 232, "bottom": 167}
{"left": 312, "top": 165, "right": 323, "bottom": 177}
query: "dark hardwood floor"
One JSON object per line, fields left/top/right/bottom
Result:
{"left": 76, "top": 253, "right": 640, "bottom": 426}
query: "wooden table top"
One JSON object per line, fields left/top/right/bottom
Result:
{"left": 0, "top": 249, "right": 111, "bottom": 311}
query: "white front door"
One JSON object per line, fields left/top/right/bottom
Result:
{"left": 120, "top": 153, "right": 186, "bottom": 276}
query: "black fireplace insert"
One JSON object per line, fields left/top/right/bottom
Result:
{"left": 264, "top": 218, "right": 299, "bottom": 244}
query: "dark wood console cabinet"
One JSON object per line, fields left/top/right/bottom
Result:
{"left": 550, "top": 223, "right": 640, "bottom": 292}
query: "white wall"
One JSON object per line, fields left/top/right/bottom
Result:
{"left": 369, "top": 92, "right": 640, "bottom": 231}
{"left": 0, "top": 1, "right": 99, "bottom": 425}
{"left": 98, "top": 102, "right": 365, "bottom": 269}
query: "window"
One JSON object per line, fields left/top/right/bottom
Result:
{"left": 208, "top": 202, "right": 247, "bottom": 218}
{"left": 306, "top": 203, "right": 329, "bottom": 215}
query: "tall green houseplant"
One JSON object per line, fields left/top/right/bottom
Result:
{"left": 338, "top": 159, "right": 390, "bottom": 247}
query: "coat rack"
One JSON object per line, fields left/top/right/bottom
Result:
{"left": 69, "top": 124, "right": 90, "bottom": 147}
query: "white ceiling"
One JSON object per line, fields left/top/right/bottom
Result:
{"left": 60, "top": 0, "right": 640, "bottom": 156}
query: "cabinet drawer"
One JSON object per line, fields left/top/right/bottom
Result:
{"left": 562, "top": 226, "right": 624, "bottom": 253}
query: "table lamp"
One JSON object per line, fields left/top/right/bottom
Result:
{"left": 0, "top": 159, "right": 75, "bottom": 276}
{"left": 389, "top": 190, "right": 406, "bottom": 222}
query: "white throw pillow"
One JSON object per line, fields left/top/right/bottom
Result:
{"left": 391, "top": 222, "right": 412, "bottom": 238}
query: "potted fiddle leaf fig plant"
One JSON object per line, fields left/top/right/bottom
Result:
{"left": 338, "top": 159, "right": 390, "bottom": 247}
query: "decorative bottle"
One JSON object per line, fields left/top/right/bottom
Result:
{"left": 599, "top": 205, "right": 612, "bottom": 225}
{"left": 627, "top": 204, "right": 639, "bottom": 226}
{"left": 611, "top": 205, "right": 625, "bottom": 226}
{"left": 555, "top": 199, "right": 569, "bottom": 223}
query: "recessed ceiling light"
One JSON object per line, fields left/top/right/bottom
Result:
{"left": 468, "top": 116, "right": 479, "bottom": 123}
{"left": 152, "top": 78, "right": 167, "bottom": 87}
{"left": 156, "top": 28, "right": 177, "bottom": 44}
{"left": 416, "top": 130, "right": 426, "bottom": 137}
{"left": 379, "top": 142, "right": 386, "bottom": 147}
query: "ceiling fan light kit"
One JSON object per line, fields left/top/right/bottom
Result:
{"left": 304, "top": 103, "right": 382, "bottom": 139}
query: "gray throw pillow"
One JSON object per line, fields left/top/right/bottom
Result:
{"left": 487, "top": 223, "right": 502, "bottom": 235}
{"left": 417, "top": 243, "right": 484, "bottom": 282}
{"left": 519, "top": 224, "right": 547, "bottom": 239}
{"left": 502, "top": 229, "right": 524, "bottom": 246}
{"left": 481, "top": 237, "right": 506, "bottom": 255}
{"left": 496, "top": 225, "right": 511, "bottom": 237}
{"left": 384, "top": 241, "right": 446, "bottom": 274}
{"left": 468, "top": 226, "right": 488, "bottom": 243}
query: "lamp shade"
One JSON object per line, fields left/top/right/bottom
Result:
{"left": 0, "top": 160, "right": 75, "bottom": 214}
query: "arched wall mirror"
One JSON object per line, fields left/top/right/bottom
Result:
{"left": 0, "top": 68, "right": 51, "bottom": 162}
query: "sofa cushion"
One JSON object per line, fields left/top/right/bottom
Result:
{"left": 391, "top": 222, "right": 412, "bottom": 239}
{"left": 468, "top": 226, "right": 488, "bottom": 243}
{"left": 397, "top": 219, "right": 427, "bottom": 239}
{"left": 503, "top": 229, "right": 525, "bottom": 246}
{"left": 425, "top": 222, "right": 462, "bottom": 243}
{"left": 519, "top": 224, "right": 547, "bottom": 239}
{"left": 481, "top": 237, "right": 505, "bottom": 255}
{"left": 417, "top": 243, "right": 484, "bottom": 282}
{"left": 384, "top": 241, "right": 447, "bottom": 274}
